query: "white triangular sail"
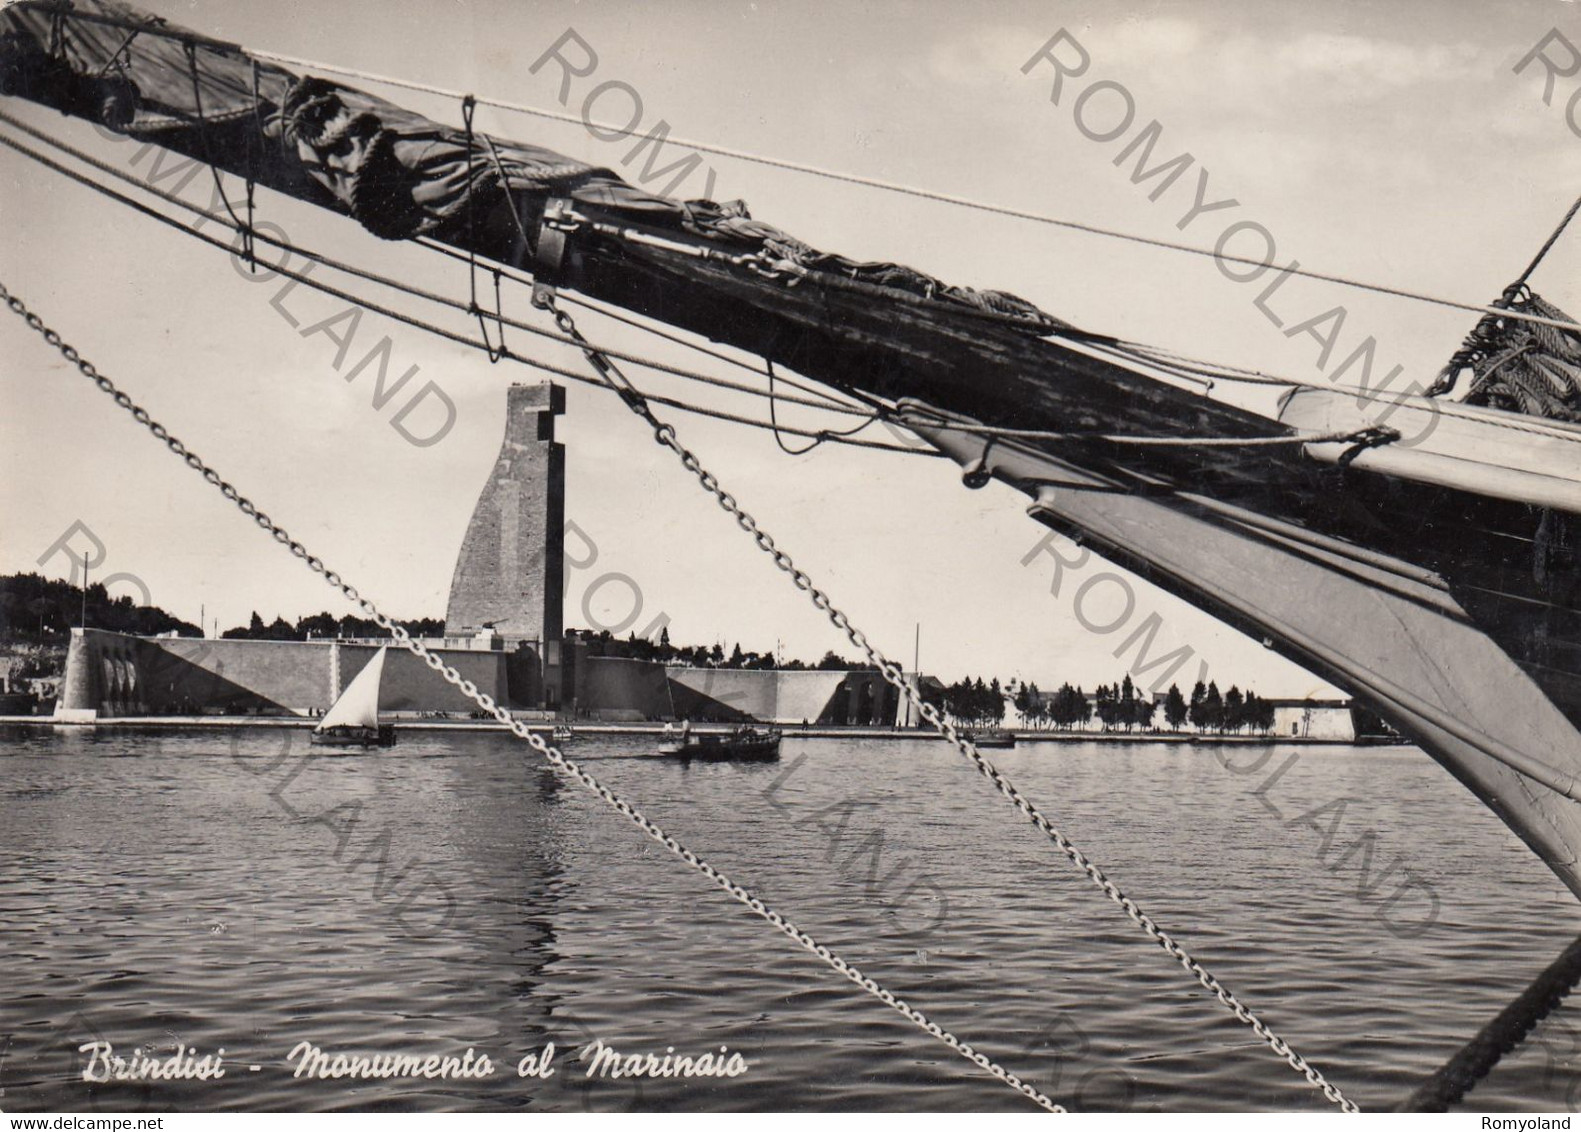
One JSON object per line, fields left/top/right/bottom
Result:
{"left": 317, "top": 647, "right": 387, "bottom": 731}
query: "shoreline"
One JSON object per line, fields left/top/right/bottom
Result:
{"left": 0, "top": 715, "right": 1405, "bottom": 745}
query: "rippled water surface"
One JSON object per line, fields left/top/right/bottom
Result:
{"left": 3, "top": 724, "right": 1580, "bottom": 1112}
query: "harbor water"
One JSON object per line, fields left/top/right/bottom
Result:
{"left": 2, "top": 725, "right": 1578, "bottom": 1112}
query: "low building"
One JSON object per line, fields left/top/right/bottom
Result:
{"left": 1267, "top": 698, "right": 1356, "bottom": 741}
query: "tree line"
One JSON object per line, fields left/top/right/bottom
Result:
{"left": 567, "top": 626, "right": 874, "bottom": 672}
{"left": 919, "top": 676, "right": 1007, "bottom": 726}
{"left": 0, "top": 572, "right": 197, "bottom": 641}
{"left": 1011, "top": 675, "right": 1279, "bottom": 733}
{"left": 221, "top": 610, "right": 445, "bottom": 640}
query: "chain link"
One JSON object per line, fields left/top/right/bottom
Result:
{"left": 540, "top": 294, "right": 1360, "bottom": 1113}
{"left": 1, "top": 279, "right": 1064, "bottom": 1114}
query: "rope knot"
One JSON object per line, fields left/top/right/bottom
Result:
{"left": 1336, "top": 425, "right": 1402, "bottom": 467}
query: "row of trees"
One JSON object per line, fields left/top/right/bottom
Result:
{"left": 220, "top": 611, "right": 444, "bottom": 640}
{"left": 1018, "top": 681, "right": 1095, "bottom": 730}
{"left": 566, "top": 627, "right": 874, "bottom": 672}
{"left": 920, "top": 676, "right": 1007, "bottom": 727}
{"left": 0, "top": 573, "right": 198, "bottom": 641}
{"left": 1180, "top": 681, "right": 1277, "bottom": 734}
{"left": 1009, "top": 676, "right": 1280, "bottom": 734}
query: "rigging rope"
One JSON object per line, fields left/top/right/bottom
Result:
{"left": 9, "top": 3, "right": 1574, "bottom": 336}
{"left": 13, "top": 104, "right": 1581, "bottom": 472}
{"left": 889, "top": 408, "right": 1395, "bottom": 449}
{"left": 533, "top": 289, "right": 1361, "bottom": 1112}
{"left": 13, "top": 104, "right": 1580, "bottom": 454}
{"left": 0, "top": 278, "right": 1063, "bottom": 1114}
{"left": 574, "top": 209, "right": 1581, "bottom": 437}
{"left": 0, "top": 110, "right": 876, "bottom": 421}
{"left": 1396, "top": 932, "right": 1581, "bottom": 1111}
{"left": 182, "top": 41, "right": 252, "bottom": 268}
{"left": 0, "top": 123, "right": 932, "bottom": 456}
{"left": 1512, "top": 193, "right": 1581, "bottom": 294}
{"left": 460, "top": 95, "right": 506, "bottom": 363}
{"left": 766, "top": 359, "right": 884, "bottom": 455}
{"left": 1087, "top": 337, "right": 1581, "bottom": 445}
{"left": 418, "top": 235, "right": 878, "bottom": 413}
{"left": 237, "top": 46, "right": 1581, "bottom": 338}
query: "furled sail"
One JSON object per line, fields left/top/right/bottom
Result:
{"left": 317, "top": 647, "right": 386, "bottom": 732}
{"left": 0, "top": 0, "right": 1066, "bottom": 327}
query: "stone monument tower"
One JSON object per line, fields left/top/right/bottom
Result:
{"left": 444, "top": 382, "right": 565, "bottom": 647}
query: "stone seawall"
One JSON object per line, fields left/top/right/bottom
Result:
{"left": 56, "top": 628, "right": 523, "bottom": 717}
{"left": 57, "top": 629, "right": 903, "bottom": 723}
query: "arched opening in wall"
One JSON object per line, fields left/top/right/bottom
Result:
{"left": 122, "top": 650, "right": 140, "bottom": 714}
{"left": 99, "top": 654, "right": 119, "bottom": 715}
{"left": 857, "top": 681, "right": 876, "bottom": 726}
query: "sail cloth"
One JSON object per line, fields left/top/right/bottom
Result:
{"left": 1437, "top": 288, "right": 1581, "bottom": 422}
{"left": 317, "top": 646, "right": 386, "bottom": 732}
{"left": 0, "top": 0, "right": 1062, "bottom": 327}
{"left": 680, "top": 198, "right": 1068, "bottom": 326}
{"left": 0, "top": 0, "right": 681, "bottom": 235}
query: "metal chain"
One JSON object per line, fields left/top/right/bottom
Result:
{"left": 0, "top": 280, "right": 1063, "bottom": 1114}
{"left": 539, "top": 293, "right": 1361, "bottom": 1113}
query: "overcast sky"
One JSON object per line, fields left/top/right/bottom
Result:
{"left": 4, "top": 0, "right": 1579, "bottom": 695}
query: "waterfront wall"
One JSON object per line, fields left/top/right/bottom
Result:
{"left": 56, "top": 629, "right": 902, "bottom": 724}
{"left": 574, "top": 656, "right": 672, "bottom": 721}
{"left": 336, "top": 643, "right": 516, "bottom": 715}
{"left": 56, "top": 629, "right": 527, "bottom": 717}
{"left": 666, "top": 667, "right": 897, "bottom": 725}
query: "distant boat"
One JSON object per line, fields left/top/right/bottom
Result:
{"left": 552, "top": 724, "right": 575, "bottom": 742}
{"left": 311, "top": 647, "right": 396, "bottom": 748}
{"left": 964, "top": 729, "right": 1016, "bottom": 749}
{"left": 658, "top": 724, "right": 781, "bottom": 762}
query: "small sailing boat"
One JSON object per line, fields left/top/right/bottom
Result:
{"left": 311, "top": 646, "right": 396, "bottom": 748}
